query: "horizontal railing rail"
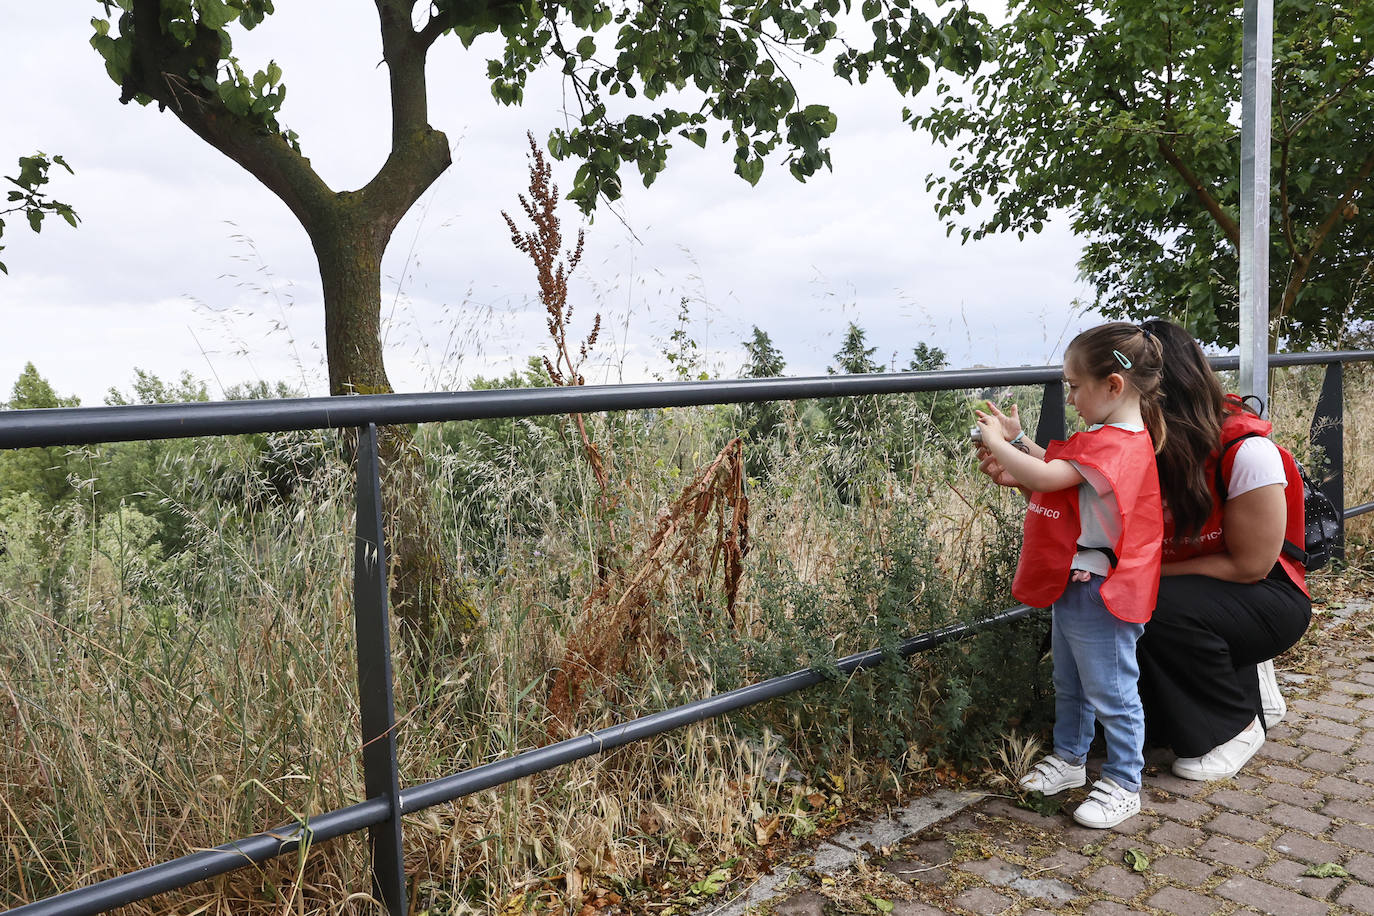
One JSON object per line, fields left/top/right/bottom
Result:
{"left": 3, "top": 351, "right": 1371, "bottom": 450}
{"left": 3, "top": 349, "right": 1370, "bottom": 916}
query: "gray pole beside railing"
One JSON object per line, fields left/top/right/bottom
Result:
{"left": 1238, "top": 0, "right": 1273, "bottom": 414}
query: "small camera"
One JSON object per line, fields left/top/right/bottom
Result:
{"left": 969, "top": 425, "right": 983, "bottom": 443}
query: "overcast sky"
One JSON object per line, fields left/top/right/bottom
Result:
{"left": 2, "top": 3, "right": 1099, "bottom": 406}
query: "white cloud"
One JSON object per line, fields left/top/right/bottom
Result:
{"left": 2, "top": 3, "right": 1094, "bottom": 407}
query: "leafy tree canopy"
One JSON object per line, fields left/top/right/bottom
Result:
{"left": 0, "top": 364, "right": 80, "bottom": 508}
{"left": 742, "top": 325, "right": 786, "bottom": 379}
{"left": 90, "top": 0, "right": 985, "bottom": 212}
{"left": 830, "top": 320, "right": 882, "bottom": 375}
{"left": 914, "top": 0, "right": 1373, "bottom": 348}
{"left": 7, "top": 362, "right": 80, "bottom": 411}
{"left": 83, "top": 0, "right": 987, "bottom": 636}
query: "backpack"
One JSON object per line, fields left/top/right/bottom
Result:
{"left": 1217, "top": 432, "right": 1341, "bottom": 571}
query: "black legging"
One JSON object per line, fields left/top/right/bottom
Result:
{"left": 1136, "top": 567, "right": 1312, "bottom": 758}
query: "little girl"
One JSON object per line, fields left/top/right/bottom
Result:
{"left": 975, "top": 322, "right": 1165, "bottom": 829}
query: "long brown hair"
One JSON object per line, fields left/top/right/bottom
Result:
{"left": 1064, "top": 321, "right": 1167, "bottom": 451}
{"left": 1140, "top": 318, "right": 1227, "bottom": 537}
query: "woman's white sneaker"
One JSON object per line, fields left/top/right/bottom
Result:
{"left": 1171, "top": 718, "right": 1264, "bottom": 781}
{"left": 1072, "top": 777, "right": 1141, "bottom": 829}
{"left": 1018, "top": 754, "right": 1087, "bottom": 795}
{"left": 1258, "top": 659, "right": 1287, "bottom": 728}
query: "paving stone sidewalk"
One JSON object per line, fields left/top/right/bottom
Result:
{"left": 746, "top": 603, "right": 1374, "bottom": 915}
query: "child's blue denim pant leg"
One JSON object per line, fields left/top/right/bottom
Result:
{"left": 1051, "top": 576, "right": 1146, "bottom": 793}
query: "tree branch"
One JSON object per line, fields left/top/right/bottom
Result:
{"left": 125, "top": 0, "right": 334, "bottom": 230}
{"left": 360, "top": 0, "right": 453, "bottom": 235}
{"left": 418, "top": 5, "right": 457, "bottom": 48}
{"left": 1279, "top": 147, "right": 1374, "bottom": 319}
{"left": 1286, "top": 57, "right": 1374, "bottom": 139}
{"left": 1274, "top": 65, "right": 1299, "bottom": 260}
{"left": 1155, "top": 136, "right": 1240, "bottom": 247}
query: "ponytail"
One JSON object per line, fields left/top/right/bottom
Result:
{"left": 1142, "top": 396, "right": 1167, "bottom": 455}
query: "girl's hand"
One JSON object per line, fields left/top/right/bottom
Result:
{"left": 981, "top": 400, "right": 1023, "bottom": 442}
{"left": 976, "top": 447, "right": 1019, "bottom": 488}
{"left": 974, "top": 410, "right": 1006, "bottom": 445}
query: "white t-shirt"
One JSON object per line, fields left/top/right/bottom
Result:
{"left": 1227, "top": 436, "right": 1287, "bottom": 497}
{"left": 1068, "top": 423, "right": 1143, "bottom": 576}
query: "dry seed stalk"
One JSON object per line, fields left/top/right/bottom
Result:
{"left": 547, "top": 438, "right": 750, "bottom": 728}
{"left": 502, "top": 132, "right": 607, "bottom": 495}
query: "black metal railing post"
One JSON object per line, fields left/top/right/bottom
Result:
{"left": 1035, "top": 380, "right": 1066, "bottom": 447}
{"left": 1312, "top": 361, "right": 1345, "bottom": 560}
{"left": 354, "top": 424, "right": 407, "bottom": 916}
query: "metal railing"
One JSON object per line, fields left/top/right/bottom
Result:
{"left": 2, "top": 350, "right": 1371, "bottom": 916}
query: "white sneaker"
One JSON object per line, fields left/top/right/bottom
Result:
{"left": 1258, "top": 659, "right": 1287, "bottom": 728}
{"left": 1019, "top": 754, "right": 1087, "bottom": 795}
{"left": 1072, "top": 777, "right": 1141, "bottom": 829}
{"left": 1171, "top": 718, "right": 1264, "bottom": 781}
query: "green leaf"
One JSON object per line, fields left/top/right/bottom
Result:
{"left": 1124, "top": 848, "right": 1150, "bottom": 872}
{"left": 15, "top": 157, "right": 43, "bottom": 189}
{"left": 196, "top": 0, "right": 236, "bottom": 31}
{"left": 1303, "top": 863, "right": 1348, "bottom": 878}
{"left": 865, "top": 895, "right": 894, "bottom": 913}
{"left": 1017, "top": 791, "right": 1064, "bottom": 816}
{"left": 689, "top": 865, "right": 733, "bottom": 896}
{"left": 737, "top": 156, "right": 764, "bottom": 186}
{"left": 576, "top": 35, "right": 596, "bottom": 57}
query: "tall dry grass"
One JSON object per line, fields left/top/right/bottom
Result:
{"left": 1, "top": 360, "right": 1366, "bottom": 914}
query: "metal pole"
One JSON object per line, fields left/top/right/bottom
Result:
{"left": 1034, "top": 380, "right": 1066, "bottom": 448}
{"left": 354, "top": 424, "right": 407, "bottom": 916}
{"left": 1239, "top": 0, "right": 1273, "bottom": 415}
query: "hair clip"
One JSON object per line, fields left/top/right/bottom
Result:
{"left": 1113, "top": 349, "right": 1132, "bottom": 369}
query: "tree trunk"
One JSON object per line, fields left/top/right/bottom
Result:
{"left": 115, "top": 0, "right": 471, "bottom": 648}
{"left": 310, "top": 209, "right": 475, "bottom": 647}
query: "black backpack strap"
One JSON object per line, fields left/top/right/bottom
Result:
{"left": 1215, "top": 431, "right": 1264, "bottom": 502}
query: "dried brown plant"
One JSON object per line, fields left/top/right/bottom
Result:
{"left": 502, "top": 132, "right": 606, "bottom": 493}
{"left": 547, "top": 438, "right": 750, "bottom": 728}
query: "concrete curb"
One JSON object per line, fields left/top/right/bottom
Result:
{"left": 697, "top": 788, "right": 987, "bottom": 916}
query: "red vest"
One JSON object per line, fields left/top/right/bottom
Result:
{"left": 1162, "top": 397, "right": 1309, "bottom": 596}
{"left": 1012, "top": 425, "right": 1163, "bottom": 623}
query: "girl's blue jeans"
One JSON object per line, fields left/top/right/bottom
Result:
{"left": 1051, "top": 575, "right": 1146, "bottom": 793}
